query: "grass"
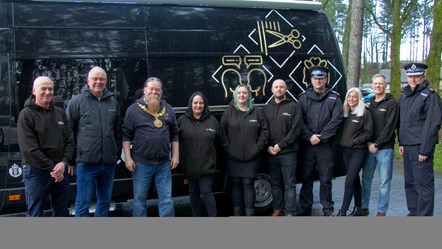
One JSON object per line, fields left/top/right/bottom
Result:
{"left": 394, "top": 143, "right": 442, "bottom": 173}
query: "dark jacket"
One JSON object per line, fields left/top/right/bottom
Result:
{"left": 220, "top": 103, "right": 269, "bottom": 162}
{"left": 340, "top": 108, "right": 373, "bottom": 149}
{"left": 366, "top": 93, "right": 399, "bottom": 150}
{"left": 122, "top": 97, "right": 179, "bottom": 165}
{"left": 399, "top": 80, "right": 442, "bottom": 156}
{"left": 262, "top": 98, "right": 302, "bottom": 153}
{"left": 298, "top": 86, "right": 343, "bottom": 144}
{"left": 17, "top": 95, "right": 75, "bottom": 170}
{"left": 178, "top": 94, "right": 220, "bottom": 178}
{"left": 66, "top": 88, "right": 121, "bottom": 165}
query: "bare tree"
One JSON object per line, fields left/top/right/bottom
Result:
{"left": 346, "top": 0, "right": 365, "bottom": 88}
{"left": 427, "top": 0, "right": 442, "bottom": 93}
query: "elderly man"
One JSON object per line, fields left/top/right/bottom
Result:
{"left": 122, "top": 77, "right": 179, "bottom": 217}
{"left": 17, "top": 76, "right": 75, "bottom": 217}
{"left": 297, "top": 66, "right": 343, "bottom": 216}
{"left": 398, "top": 63, "right": 442, "bottom": 216}
{"left": 361, "top": 74, "right": 399, "bottom": 217}
{"left": 262, "top": 79, "right": 302, "bottom": 217}
{"left": 66, "top": 66, "right": 121, "bottom": 217}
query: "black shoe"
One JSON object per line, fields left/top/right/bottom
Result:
{"left": 335, "top": 209, "right": 347, "bottom": 216}
{"left": 295, "top": 210, "right": 312, "bottom": 216}
{"left": 348, "top": 207, "right": 363, "bottom": 216}
{"left": 361, "top": 208, "right": 369, "bottom": 216}
{"left": 323, "top": 211, "right": 333, "bottom": 216}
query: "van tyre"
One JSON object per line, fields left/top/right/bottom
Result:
{"left": 254, "top": 173, "right": 273, "bottom": 215}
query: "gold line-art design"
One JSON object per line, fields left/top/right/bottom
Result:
{"left": 222, "top": 55, "right": 242, "bottom": 69}
{"left": 244, "top": 55, "right": 262, "bottom": 69}
{"left": 247, "top": 68, "right": 267, "bottom": 97}
{"left": 302, "top": 57, "right": 329, "bottom": 87}
{"left": 221, "top": 68, "right": 242, "bottom": 98}
{"left": 261, "top": 21, "right": 268, "bottom": 55}
{"left": 220, "top": 55, "right": 267, "bottom": 98}
{"left": 266, "top": 29, "right": 301, "bottom": 49}
{"left": 257, "top": 21, "right": 265, "bottom": 55}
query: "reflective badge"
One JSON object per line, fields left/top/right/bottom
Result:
{"left": 9, "top": 163, "right": 22, "bottom": 178}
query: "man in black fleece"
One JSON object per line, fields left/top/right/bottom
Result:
{"left": 297, "top": 66, "right": 343, "bottom": 216}
{"left": 263, "top": 79, "right": 302, "bottom": 217}
{"left": 361, "top": 74, "right": 399, "bottom": 217}
{"left": 17, "top": 76, "right": 75, "bottom": 216}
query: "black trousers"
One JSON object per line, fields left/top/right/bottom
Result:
{"left": 403, "top": 145, "right": 435, "bottom": 216}
{"left": 340, "top": 147, "right": 367, "bottom": 212}
{"left": 299, "top": 144, "right": 335, "bottom": 215}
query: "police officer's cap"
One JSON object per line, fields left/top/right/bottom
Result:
{"left": 404, "top": 63, "right": 428, "bottom": 76}
{"left": 309, "top": 66, "right": 329, "bottom": 79}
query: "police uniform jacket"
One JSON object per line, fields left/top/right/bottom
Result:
{"left": 298, "top": 86, "right": 343, "bottom": 144}
{"left": 399, "top": 80, "right": 442, "bottom": 156}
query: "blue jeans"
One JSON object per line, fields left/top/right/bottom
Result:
{"left": 75, "top": 163, "right": 115, "bottom": 217}
{"left": 267, "top": 152, "right": 297, "bottom": 215}
{"left": 361, "top": 149, "right": 394, "bottom": 214}
{"left": 132, "top": 162, "right": 174, "bottom": 217}
{"left": 23, "top": 165, "right": 70, "bottom": 217}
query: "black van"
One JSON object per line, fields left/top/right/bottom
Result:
{"left": 0, "top": 0, "right": 347, "bottom": 216}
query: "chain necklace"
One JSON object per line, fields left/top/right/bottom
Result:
{"left": 137, "top": 102, "right": 166, "bottom": 128}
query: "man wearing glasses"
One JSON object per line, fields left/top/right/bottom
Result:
{"left": 66, "top": 66, "right": 122, "bottom": 217}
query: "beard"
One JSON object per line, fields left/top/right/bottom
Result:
{"left": 147, "top": 95, "right": 160, "bottom": 113}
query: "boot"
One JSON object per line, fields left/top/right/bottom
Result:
{"left": 349, "top": 207, "right": 363, "bottom": 216}
{"left": 335, "top": 209, "right": 347, "bottom": 216}
{"left": 233, "top": 206, "right": 243, "bottom": 216}
{"left": 245, "top": 208, "right": 255, "bottom": 216}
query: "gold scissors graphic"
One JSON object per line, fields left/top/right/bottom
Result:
{"left": 266, "top": 29, "right": 302, "bottom": 49}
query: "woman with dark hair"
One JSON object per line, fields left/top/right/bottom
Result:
{"left": 220, "top": 85, "right": 269, "bottom": 216}
{"left": 336, "top": 87, "right": 373, "bottom": 216}
{"left": 177, "top": 91, "right": 220, "bottom": 217}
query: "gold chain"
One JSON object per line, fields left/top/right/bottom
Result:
{"left": 137, "top": 102, "right": 166, "bottom": 128}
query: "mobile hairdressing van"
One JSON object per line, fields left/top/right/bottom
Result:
{"left": 0, "top": 0, "right": 347, "bottom": 216}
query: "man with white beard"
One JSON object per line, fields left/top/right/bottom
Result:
{"left": 122, "top": 77, "right": 180, "bottom": 217}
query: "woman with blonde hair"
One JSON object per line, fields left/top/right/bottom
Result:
{"left": 336, "top": 87, "right": 373, "bottom": 216}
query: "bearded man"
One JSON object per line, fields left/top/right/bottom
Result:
{"left": 122, "top": 77, "right": 180, "bottom": 217}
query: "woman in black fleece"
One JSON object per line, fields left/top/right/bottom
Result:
{"left": 178, "top": 92, "right": 220, "bottom": 217}
{"left": 220, "top": 85, "right": 269, "bottom": 216}
{"left": 336, "top": 87, "right": 373, "bottom": 216}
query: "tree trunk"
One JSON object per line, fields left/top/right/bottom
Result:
{"left": 342, "top": 0, "right": 352, "bottom": 72}
{"left": 347, "top": 0, "right": 365, "bottom": 88}
{"left": 427, "top": 0, "right": 442, "bottom": 93}
{"left": 390, "top": 1, "right": 402, "bottom": 100}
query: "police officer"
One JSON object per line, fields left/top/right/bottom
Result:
{"left": 398, "top": 62, "right": 442, "bottom": 216}
{"left": 297, "top": 66, "right": 343, "bottom": 216}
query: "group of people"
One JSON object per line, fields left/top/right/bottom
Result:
{"left": 17, "top": 62, "right": 441, "bottom": 218}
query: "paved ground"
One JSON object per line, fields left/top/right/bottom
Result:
{"left": 306, "top": 160, "right": 442, "bottom": 216}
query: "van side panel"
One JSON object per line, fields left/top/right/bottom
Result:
{"left": 0, "top": 1, "right": 346, "bottom": 215}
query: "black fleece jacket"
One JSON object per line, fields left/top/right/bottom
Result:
{"left": 262, "top": 98, "right": 302, "bottom": 153}
{"left": 17, "top": 95, "right": 75, "bottom": 170}
{"left": 340, "top": 108, "right": 373, "bottom": 149}
{"left": 220, "top": 103, "right": 269, "bottom": 162}
{"left": 366, "top": 93, "right": 399, "bottom": 150}
{"left": 178, "top": 94, "right": 221, "bottom": 178}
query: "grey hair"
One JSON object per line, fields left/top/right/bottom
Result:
{"left": 343, "top": 87, "right": 366, "bottom": 117}
{"left": 371, "top": 74, "right": 386, "bottom": 83}
{"left": 33, "top": 76, "right": 54, "bottom": 89}
{"left": 144, "top": 77, "right": 163, "bottom": 88}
